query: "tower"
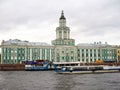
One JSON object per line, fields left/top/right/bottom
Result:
{"left": 52, "top": 10, "right": 75, "bottom": 46}
{"left": 52, "top": 11, "right": 77, "bottom": 62}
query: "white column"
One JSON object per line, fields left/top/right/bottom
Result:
{"left": 30, "top": 48, "right": 32, "bottom": 60}
{"left": 40, "top": 49, "right": 42, "bottom": 60}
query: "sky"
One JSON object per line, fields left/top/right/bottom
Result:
{"left": 0, "top": 0, "right": 120, "bottom": 45}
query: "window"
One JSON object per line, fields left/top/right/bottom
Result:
{"left": 82, "top": 49, "right": 84, "bottom": 52}
{"left": 59, "top": 31, "right": 61, "bottom": 33}
{"left": 82, "top": 59, "right": 84, "bottom": 62}
{"left": 98, "top": 54, "right": 100, "bottom": 57}
{"left": 71, "top": 57, "right": 73, "bottom": 59}
{"left": 71, "top": 51, "right": 73, "bottom": 53}
{"left": 86, "top": 49, "right": 88, "bottom": 52}
{"left": 90, "top": 54, "right": 92, "bottom": 57}
{"left": 82, "top": 54, "right": 84, "bottom": 57}
{"left": 86, "top": 59, "right": 88, "bottom": 62}
{"left": 62, "top": 57, "right": 64, "bottom": 60}
{"left": 90, "top": 49, "right": 92, "bottom": 52}
{"left": 94, "top": 59, "right": 96, "bottom": 61}
{"left": 94, "top": 54, "right": 96, "bottom": 57}
{"left": 68, "top": 42, "right": 70, "bottom": 45}
{"left": 90, "top": 59, "right": 92, "bottom": 62}
{"left": 86, "top": 53, "right": 88, "bottom": 57}
{"left": 98, "top": 49, "right": 100, "bottom": 52}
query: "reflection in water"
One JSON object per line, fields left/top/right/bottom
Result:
{"left": 54, "top": 74, "right": 75, "bottom": 90}
{"left": 0, "top": 71, "right": 120, "bottom": 90}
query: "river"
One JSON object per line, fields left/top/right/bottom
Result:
{"left": 0, "top": 71, "right": 120, "bottom": 90}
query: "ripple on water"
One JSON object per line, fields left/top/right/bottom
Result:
{"left": 0, "top": 71, "right": 120, "bottom": 90}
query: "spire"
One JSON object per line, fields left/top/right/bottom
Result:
{"left": 60, "top": 10, "right": 66, "bottom": 20}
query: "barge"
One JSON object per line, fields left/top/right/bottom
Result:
{"left": 55, "top": 66, "right": 120, "bottom": 74}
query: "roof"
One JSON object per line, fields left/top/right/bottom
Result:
{"left": 60, "top": 10, "right": 66, "bottom": 20}
{"left": 2, "top": 39, "right": 52, "bottom": 46}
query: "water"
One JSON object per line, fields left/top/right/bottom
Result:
{"left": 0, "top": 71, "right": 120, "bottom": 90}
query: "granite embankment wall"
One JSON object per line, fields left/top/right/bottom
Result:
{"left": 0, "top": 64, "right": 25, "bottom": 71}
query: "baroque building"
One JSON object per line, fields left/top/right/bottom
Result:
{"left": 52, "top": 10, "right": 77, "bottom": 62}
{"left": 0, "top": 11, "right": 119, "bottom": 64}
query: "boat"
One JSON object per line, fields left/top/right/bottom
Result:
{"left": 55, "top": 66, "right": 120, "bottom": 74}
{"left": 25, "top": 60, "right": 57, "bottom": 71}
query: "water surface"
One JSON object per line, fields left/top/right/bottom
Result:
{"left": 0, "top": 71, "right": 120, "bottom": 90}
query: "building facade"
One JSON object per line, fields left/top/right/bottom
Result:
{"left": 1, "top": 40, "right": 54, "bottom": 64}
{"left": 0, "top": 11, "right": 119, "bottom": 64}
{"left": 117, "top": 49, "right": 120, "bottom": 62}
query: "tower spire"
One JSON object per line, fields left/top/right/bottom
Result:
{"left": 60, "top": 10, "right": 66, "bottom": 20}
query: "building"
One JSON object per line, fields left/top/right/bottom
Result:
{"left": 0, "top": 53, "right": 1, "bottom": 63}
{"left": 52, "top": 10, "right": 77, "bottom": 62}
{"left": 1, "top": 39, "right": 54, "bottom": 64}
{"left": 77, "top": 43, "right": 118, "bottom": 63}
{"left": 117, "top": 49, "right": 120, "bottom": 62}
{"left": 0, "top": 11, "right": 119, "bottom": 64}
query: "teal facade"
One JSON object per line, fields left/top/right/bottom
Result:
{"left": 1, "top": 44, "right": 118, "bottom": 64}
{"left": 102, "top": 48, "right": 117, "bottom": 62}
{"left": 1, "top": 45, "right": 54, "bottom": 64}
{"left": 77, "top": 46, "right": 118, "bottom": 63}
{"left": 77, "top": 48, "right": 101, "bottom": 62}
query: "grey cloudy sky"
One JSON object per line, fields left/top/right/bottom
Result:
{"left": 0, "top": 0, "right": 120, "bottom": 45}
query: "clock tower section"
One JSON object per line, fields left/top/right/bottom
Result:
{"left": 52, "top": 11, "right": 75, "bottom": 46}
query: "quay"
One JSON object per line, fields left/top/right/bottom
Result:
{"left": 0, "top": 64, "right": 25, "bottom": 71}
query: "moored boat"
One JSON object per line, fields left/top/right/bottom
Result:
{"left": 55, "top": 66, "right": 120, "bottom": 74}
{"left": 25, "top": 60, "right": 57, "bottom": 71}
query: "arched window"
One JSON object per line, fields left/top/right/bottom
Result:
{"left": 64, "top": 31, "right": 66, "bottom": 33}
